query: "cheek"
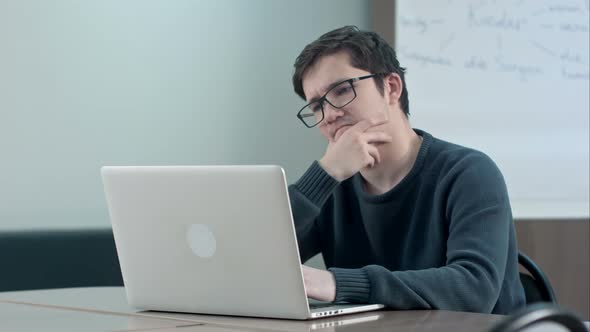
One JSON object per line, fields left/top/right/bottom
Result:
{"left": 354, "top": 96, "right": 386, "bottom": 120}
{"left": 348, "top": 94, "right": 376, "bottom": 118}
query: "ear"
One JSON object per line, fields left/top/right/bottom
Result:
{"left": 384, "top": 73, "right": 403, "bottom": 106}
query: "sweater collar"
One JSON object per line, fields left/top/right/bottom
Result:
{"left": 353, "top": 128, "right": 432, "bottom": 203}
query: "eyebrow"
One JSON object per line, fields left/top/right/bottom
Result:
{"left": 308, "top": 77, "right": 349, "bottom": 103}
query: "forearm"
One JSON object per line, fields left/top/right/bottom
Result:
{"left": 330, "top": 260, "right": 502, "bottom": 313}
{"left": 329, "top": 197, "right": 512, "bottom": 313}
{"left": 289, "top": 161, "right": 339, "bottom": 262}
{"left": 328, "top": 205, "right": 510, "bottom": 313}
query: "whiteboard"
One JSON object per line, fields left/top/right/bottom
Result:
{"left": 396, "top": 0, "right": 589, "bottom": 219}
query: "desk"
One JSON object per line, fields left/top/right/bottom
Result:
{"left": 0, "top": 302, "right": 205, "bottom": 332}
{"left": 0, "top": 287, "right": 576, "bottom": 332}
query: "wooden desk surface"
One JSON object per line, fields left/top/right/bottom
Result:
{"left": 0, "top": 302, "right": 201, "bottom": 332}
{"left": 0, "top": 287, "right": 507, "bottom": 332}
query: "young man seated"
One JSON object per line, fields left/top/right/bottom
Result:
{"left": 288, "top": 26, "right": 525, "bottom": 314}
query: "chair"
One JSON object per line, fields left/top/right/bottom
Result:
{"left": 489, "top": 303, "right": 586, "bottom": 332}
{"left": 518, "top": 251, "right": 557, "bottom": 304}
{"left": 0, "top": 228, "right": 124, "bottom": 292}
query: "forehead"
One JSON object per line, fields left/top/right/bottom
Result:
{"left": 302, "top": 51, "right": 369, "bottom": 101}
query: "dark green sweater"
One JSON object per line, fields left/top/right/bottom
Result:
{"left": 288, "top": 129, "right": 525, "bottom": 314}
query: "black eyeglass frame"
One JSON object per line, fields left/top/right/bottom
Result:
{"left": 296, "top": 73, "right": 389, "bottom": 128}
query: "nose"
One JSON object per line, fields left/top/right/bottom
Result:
{"left": 323, "top": 103, "right": 344, "bottom": 124}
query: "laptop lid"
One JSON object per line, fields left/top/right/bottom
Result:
{"left": 101, "top": 165, "right": 311, "bottom": 319}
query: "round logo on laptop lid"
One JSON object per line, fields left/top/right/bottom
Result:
{"left": 186, "top": 224, "right": 217, "bottom": 258}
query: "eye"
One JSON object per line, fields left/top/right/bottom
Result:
{"left": 334, "top": 85, "right": 353, "bottom": 96}
{"left": 310, "top": 102, "right": 323, "bottom": 113}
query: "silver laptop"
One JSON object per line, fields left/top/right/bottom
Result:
{"left": 101, "top": 165, "right": 384, "bottom": 320}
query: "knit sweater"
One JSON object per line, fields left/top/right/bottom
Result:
{"left": 288, "top": 129, "right": 526, "bottom": 314}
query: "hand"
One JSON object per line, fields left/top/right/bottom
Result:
{"left": 319, "top": 119, "right": 392, "bottom": 181}
{"left": 301, "top": 265, "right": 336, "bottom": 302}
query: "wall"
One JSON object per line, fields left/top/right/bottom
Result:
{"left": 0, "top": 0, "right": 370, "bottom": 230}
{"left": 516, "top": 220, "right": 590, "bottom": 320}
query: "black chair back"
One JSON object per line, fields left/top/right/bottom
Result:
{"left": 518, "top": 251, "right": 557, "bottom": 304}
{"left": 490, "top": 303, "right": 586, "bottom": 332}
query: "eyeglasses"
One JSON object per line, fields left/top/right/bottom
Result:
{"left": 296, "top": 73, "right": 387, "bottom": 128}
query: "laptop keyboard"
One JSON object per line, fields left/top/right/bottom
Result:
{"left": 309, "top": 302, "right": 335, "bottom": 309}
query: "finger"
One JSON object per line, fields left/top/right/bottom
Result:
{"left": 301, "top": 265, "right": 311, "bottom": 276}
{"left": 366, "top": 145, "right": 380, "bottom": 167}
{"left": 363, "top": 131, "right": 393, "bottom": 145}
{"left": 351, "top": 118, "right": 388, "bottom": 133}
{"left": 349, "top": 119, "right": 375, "bottom": 134}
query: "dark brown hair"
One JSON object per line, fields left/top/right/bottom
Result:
{"left": 292, "top": 26, "right": 409, "bottom": 116}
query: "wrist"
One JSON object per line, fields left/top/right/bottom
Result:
{"left": 327, "top": 270, "right": 336, "bottom": 302}
{"left": 318, "top": 158, "right": 343, "bottom": 182}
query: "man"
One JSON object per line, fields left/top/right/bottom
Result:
{"left": 288, "top": 26, "right": 525, "bottom": 314}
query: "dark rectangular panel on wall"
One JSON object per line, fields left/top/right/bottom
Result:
{"left": 516, "top": 219, "right": 590, "bottom": 320}
{"left": 370, "top": 0, "right": 395, "bottom": 46}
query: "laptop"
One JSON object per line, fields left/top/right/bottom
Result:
{"left": 101, "top": 165, "right": 384, "bottom": 320}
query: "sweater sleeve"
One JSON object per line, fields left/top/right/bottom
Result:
{"left": 288, "top": 161, "right": 340, "bottom": 263}
{"left": 329, "top": 153, "right": 513, "bottom": 313}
